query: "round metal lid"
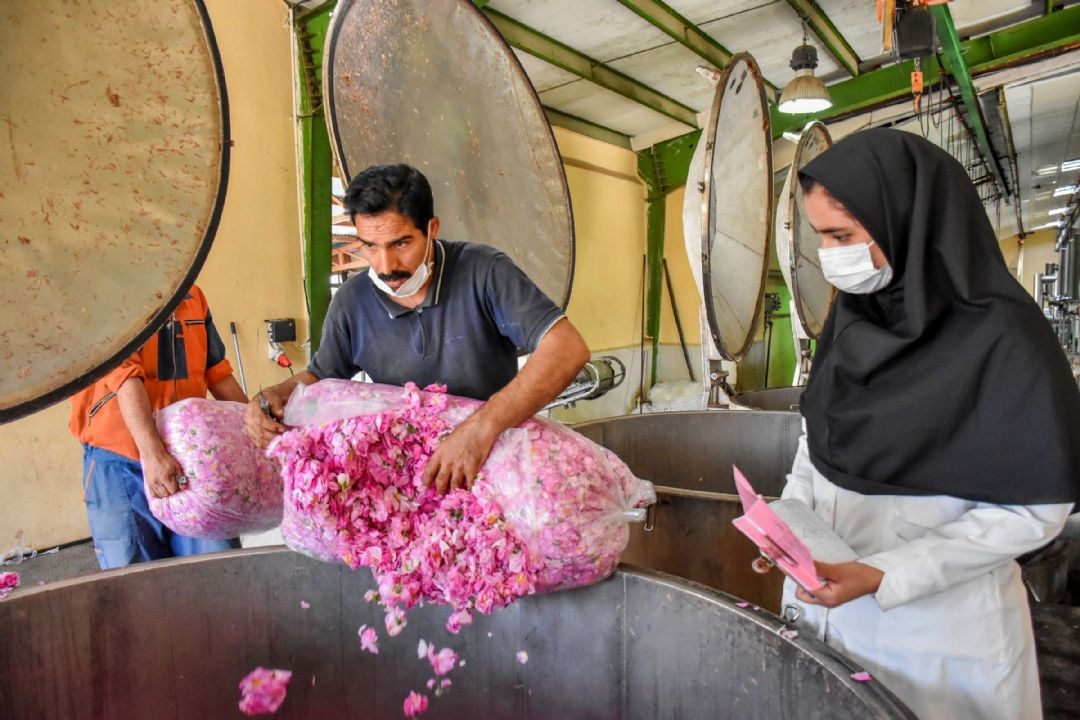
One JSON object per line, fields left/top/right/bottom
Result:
{"left": 0, "top": 0, "right": 229, "bottom": 423}
{"left": 700, "top": 54, "right": 773, "bottom": 361}
{"left": 776, "top": 122, "right": 834, "bottom": 339}
{"left": 324, "top": 0, "right": 574, "bottom": 309}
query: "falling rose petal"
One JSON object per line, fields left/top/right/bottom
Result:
{"left": 385, "top": 607, "right": 407, "bottom": 637}
{"left": 403, "top": 691, "right": 429, "bottom": 717}
{"left": 359, "top": 625, "right": 379, "bottom": 654}
{"left": 428, "top": 646, "right": 458, "bottom": 676}
{"left": 458, "top": 660, "right": 466, "bottom": 668}
{"left": 735, "top": 601, "right": 749, "bottom": 608}
{"left": 417, "top": 639, "right": 429, "bottom": 660}
{"left": 778, "top": 628, "right": 799, "bottom": 640}
{"left": 486, "top": 632, "right": 493, "bottom": 638}
{"left": 440, "top": 678, "right": 452, "bottom": 690}
{"left": 0, "top": 572, "right": 20, "bottom": 600}
{"left": 426, "top": 678, "right": 436, "bottom": 690}
{"left": 516, "top": 651, "right": 529, "bottom": 665}
{"left": 850, "top": 671, "right": 873, "bottom": 683}
{"left": 238, "top": 667, "right": 292, "bottom": 716}
{"left": 300, "top": 601, "right": 310, "bottom": 609}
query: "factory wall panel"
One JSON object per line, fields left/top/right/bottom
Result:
{"left": 0, "top": 0, "right": 303, "bottom": 551}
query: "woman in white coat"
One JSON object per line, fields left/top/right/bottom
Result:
{"left": 784, "top": 128, "right": 1079, "bottom": 720}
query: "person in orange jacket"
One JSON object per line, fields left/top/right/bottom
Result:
{"left": 69, "top": 284, "right": 249, "bottom": 569}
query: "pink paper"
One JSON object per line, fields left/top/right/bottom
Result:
{"left": 731, "top": 466, "right": 823, "bottom": 592}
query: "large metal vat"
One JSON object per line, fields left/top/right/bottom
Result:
{"left": 0, "top": 548, "right": 913, "bottom": 719}
{"left": 733, "top": 387, "right": 805, "bottom": 412}
{"left": 575, "top": 411, "right": 802, "bottom": 611}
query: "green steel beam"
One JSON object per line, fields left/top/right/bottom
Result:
{"left": 930, "top": 4, "right": 1008, "bottom": 196}
{"left": 481, "top": 7, "right": 699, "bottom": 127}
{"left": 648, "top": 6, "right": 1080, "bottom": 191}
{"left": 637, "top": 148, "right": 666, "bottom": 387}
{"left": 544, "top": 107, "right": 633, "bottom": 149}
{"left": 615, "top": 0, "right": 778, "bottom": 101}
{"left": 783, "top": 0, "right": 862, "bottom": 77}
{"left": 295, "top": 4, "right": 333, "bottom": 353}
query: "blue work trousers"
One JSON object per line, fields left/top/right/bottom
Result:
{"left": 82, "top": 445, "right": 239, "bottom": 569}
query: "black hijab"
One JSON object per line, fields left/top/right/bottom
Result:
{"left": 799, "top": 128, "right": 1080, "bottom": 505}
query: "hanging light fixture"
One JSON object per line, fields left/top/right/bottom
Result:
{"left": 778, "top": 28, "right": 832, "bottom": 115}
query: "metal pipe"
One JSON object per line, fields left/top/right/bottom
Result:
{"left": 662, "top": 258, "right": 695, "bottom": 381}
{"left": 229, "top": 321, "right": 248, "bottom": 396}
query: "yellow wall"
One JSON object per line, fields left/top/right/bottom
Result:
{"left": 0, "top": 0, "right": 304, "bottom": 550}
{"left": 662, "top": 186, "right": 702, "bottom": 347}
{"left": 555, "top": 128, "right": 647, "bottom": 352}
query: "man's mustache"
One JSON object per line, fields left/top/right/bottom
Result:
{"left": 377, "top": 270, "right": 412, "bottom": 282}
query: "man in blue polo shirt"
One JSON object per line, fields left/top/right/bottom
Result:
{"left": 245, "top": 163, "right": 590, "bottom": 494}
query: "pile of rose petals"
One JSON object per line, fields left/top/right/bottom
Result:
{"left": 268, "top": 380, "right": 654, "bottom": 636}
{"left": 152, "top": 399, "right": 283, "bottom": 539}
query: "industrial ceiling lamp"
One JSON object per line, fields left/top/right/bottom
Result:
{"left": 778, "top": 29, "right": 832, "bottom": 115}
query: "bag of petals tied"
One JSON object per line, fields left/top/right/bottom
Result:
{"left": 150, "top": 399, "right": 283, "bottom": 539}
{"left": 266, "top": 379, "right": 655, "bottom": 630}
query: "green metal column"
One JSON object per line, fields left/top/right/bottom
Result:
{"left": 637, "top": 148, "right": 666, "bottom": 387}
{"left": 295, "top": 5, "right": 334, "bottom": 354}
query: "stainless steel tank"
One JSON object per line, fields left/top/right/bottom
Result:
{"left": 0, "top": 548, "right": 914, "bottom": 719}
{"left": 574, "top": 411, "right": 802, "bottom": 611}
{"left": 733, "top": 387, "right": 805, "bottom": 412}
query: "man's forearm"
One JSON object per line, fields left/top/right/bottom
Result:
{"left": 209, "top": 375, "right": 249, "bottom": 403}
{"left": 262, "top": 371, "right": 319, "bottom": 401}
{"left": 468, "top": 319, "right": 589, "bottom": 437}
{"left": 116, "top": 378, "right": 166, "bottom": 458}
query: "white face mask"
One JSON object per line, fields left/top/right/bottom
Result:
{"left": 817, "top": 242, "right": 894, "bottom": 294}
{"left": 368, "top": 236, "right": 433, "bottom": 299}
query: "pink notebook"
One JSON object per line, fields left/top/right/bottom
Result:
{"left": 731, "top": 465, "right": 823, "bottom": 592}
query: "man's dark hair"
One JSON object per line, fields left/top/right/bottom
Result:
{"left": 343, "top": 163, "right": 434, "bottom": 233}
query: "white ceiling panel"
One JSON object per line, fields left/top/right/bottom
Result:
{"left": 539, "top": 78, "right": 679, "bottom": 137}
{"left": 487, "top": 0, "right": 671, "bottom": 63}
{"left": 950, "top": 0, "right": 1032, "bottom": 33}
{"left": 663, "top": 0, "right": 784, "bottom": 26}
{"left": 606, "top": 41, "right": 719, "bottom": 112}
{"left": 815, "top": 0, "right": 883, "bottom": 65}
{"left": 699, "top": 3, "right": 846, "bottom": 87}
{"left": 513, "top": 49, "right": 580, "bottom": 92}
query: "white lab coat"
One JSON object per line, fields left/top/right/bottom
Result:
{"left": 781, "top": 432, "right": 1072, "bottom": 720}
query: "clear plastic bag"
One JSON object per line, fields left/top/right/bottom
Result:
{"left": 151, "top": 399, "right": 283, "bottom": 539}
{"left": 268, "top": 379, "right": 655, "bottom": 629}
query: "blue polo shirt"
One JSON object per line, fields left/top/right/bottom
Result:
{"left": 308, "top": 240, "right": 565, "bottom": 400}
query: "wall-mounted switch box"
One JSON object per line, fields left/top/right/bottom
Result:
{"left": 265, "top": 318, "right": 296, "bottom": 344}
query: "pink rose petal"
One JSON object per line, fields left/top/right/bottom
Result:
{"left": 238, "top": 667, "right": 291, "bottom": 716}
{"left": 735, "top": 601, "right": 749, "bottom": 608}
{"left": 0, "top": 572, "right": 20, "bottom": 600}
{"left": 359, "top": 625, "right": 379, "bottom": 654}
{"left": 516, "top": 650, "right": 529, "bottom": 665}
{"left": 850, "top": 671, "right": 873, "bottom": 683}
{"left": 300, "top": 600, "right": 310, "bottom": 609}
{"left": 428, "top": 646, "right": 458, "bottom": 676}
{"left": 403, "top": 691, "right": 429, "bottom": 717}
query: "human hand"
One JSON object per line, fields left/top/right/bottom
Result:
{"left": 422, "top": 418, "right": 498, "bottom": 495}
{"left": 142, "top": 446, "right": 185, "bottom": 498}
{"left": 794, "top": 561, "right": 884, "bottom": 609}
{"left": 244, "top": 389, "right": 288, "bottom": 449}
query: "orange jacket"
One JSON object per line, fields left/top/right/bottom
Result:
{"left": 69, "top": 285, "right": 233, "bottom": 460}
